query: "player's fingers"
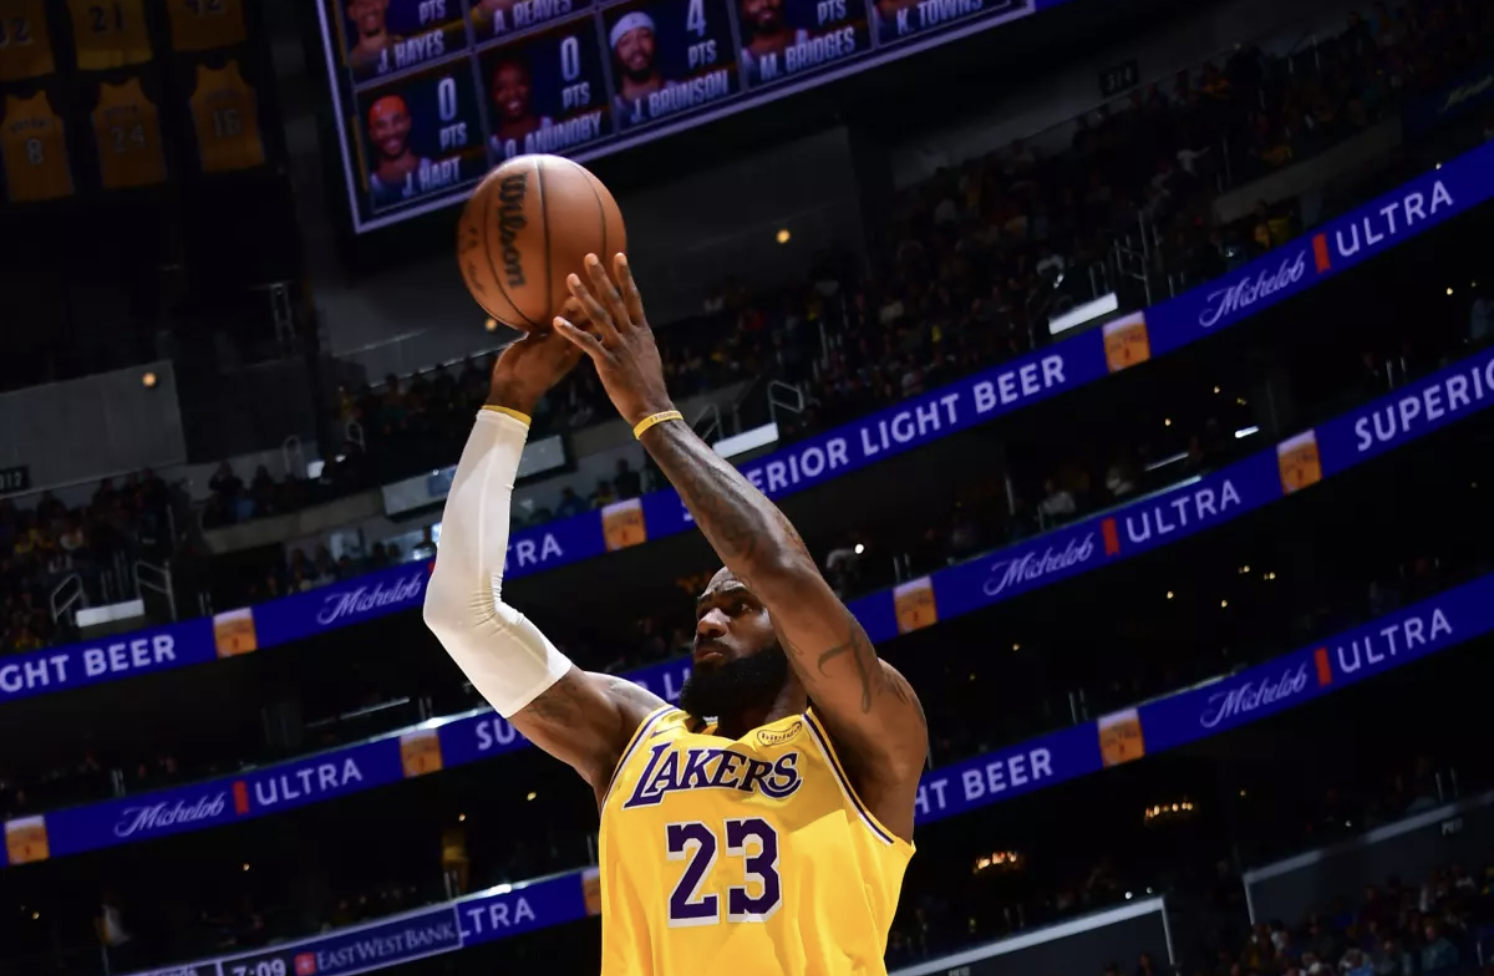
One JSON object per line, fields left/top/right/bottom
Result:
{"left": 614, "top": 253, "right": 647, "bottom": 326}
{"left": 584, "top": 254, "right": 631, "bottom": 331}
{"left": 554, "top": 318, "right": 606, "bottom": 359}
{"left": 566, "top": 273, "right": 620, "bottom": 345}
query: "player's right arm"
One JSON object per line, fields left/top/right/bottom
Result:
{"left": 422, "top": 333, "right": 667, "bottom": 797}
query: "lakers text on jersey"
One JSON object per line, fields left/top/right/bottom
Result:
{"left": 167, "top": 0, "right": 246, "bottom": 53}
{"left": 93, "top": 78, "right": 165, "bottom": 188}
{"left": 2, "top": 92, "right": 73, "bottom": 202}
{"left": 0, "top": 0, "right": 56, "bottom": 81}
{"left": 68, "top": 0, "right": 152, "bottom": 70}
{"left": 599, "top": 708, "right": 913, "bottom": 976}
{"left": 190, "top": 60, "right": 264, "bottom": 173}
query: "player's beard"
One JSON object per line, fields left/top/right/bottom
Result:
{"left": 679, "top": 642, "right": 789, "bottom": 721}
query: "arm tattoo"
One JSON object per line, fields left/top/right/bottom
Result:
{"left": 812, "top": 612, "right": 879, "bottom": 713}
{"left": 644, "top": 422, "right": 810, "bottom": 577}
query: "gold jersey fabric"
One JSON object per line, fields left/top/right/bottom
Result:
{"left": 599, "top": 706, "right": 913, "bottom": 976}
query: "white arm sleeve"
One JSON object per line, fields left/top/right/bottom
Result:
{"left": 423, "top": 408, "right": 573, "bottom": 717}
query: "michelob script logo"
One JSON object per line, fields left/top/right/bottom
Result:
{"left": 1198, "top": 249, "right": 1309, "bottom": 329}
{"left": 983, "top": 534, "right": 1097, "bottom": 598}
{"left": 1198, "top": 662, "right": 1310, "bottom": 729}
{"left": 1440, "top": 71, "right": 1493, "bottom": 116}
{"left": 1102, "top": 312, "right": 1152, "bottom": 374}
{"left": 114, "top": 792, "right": 230, "bottom": 839}
{"left": 601, "top": 498, "right": 647, "bottom": 552}
{"left": 316, "top": 573, "right": 425, "bottom": 626}
{"left": 893, "top": 577, "right": 938, "bottom": 634}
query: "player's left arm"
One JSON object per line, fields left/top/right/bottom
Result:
{"left": 556, "top": 254, "right": 928, "bottom": 841}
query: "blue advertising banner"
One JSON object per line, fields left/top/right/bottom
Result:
{"left": 10, "top": 344, "right": 1494, "bottom": 870}
{"left": 124, "top": 870, "right": 593, "bottom": 976}
{"left": 109, "top": 570, "right": 1494, "bottom": 976}
{"left": 1, "top": 141, "right": 1490, "bottom": 711}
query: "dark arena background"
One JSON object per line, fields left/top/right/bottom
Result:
{"left": 2, "top": 0, "right": 1494, "bottom": 974}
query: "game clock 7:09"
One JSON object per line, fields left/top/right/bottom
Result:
{"left": 316, "top": 0, "right": 1042, "bottom": 232}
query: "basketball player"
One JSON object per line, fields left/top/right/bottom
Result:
{"left": 366, "top": 94, "right": 432, "bottom": 207}
{"left": 424, "top": 252, "right": 927, "bottom": 975}
{"left": 609, "top": 12, "right": 671, "bottom": 124}
{"left": 488, "top": 59, "right": 554, "bottom": 160}
{"left": 740, "top": 0, "right": 807, "bottom": 84}
{"left": 346, "top": 0, "right": 398, "bottom": 67}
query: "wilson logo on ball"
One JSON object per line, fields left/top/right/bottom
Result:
{"left": 497, "top": 173, "right": 529, "bottom": 288}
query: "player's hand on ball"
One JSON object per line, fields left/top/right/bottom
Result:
{"left": 487, "top": 328, "right": 584, "bottom": 416}
{"left": 554, "top": 253, "right": 675, "bottom": 427}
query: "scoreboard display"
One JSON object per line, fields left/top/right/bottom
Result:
{"left": 317, "top": 0, "right": 1041, "bottom": 232}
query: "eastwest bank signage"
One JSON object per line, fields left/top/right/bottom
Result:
{"left": 0, "top": 141, "right": 1488, "bottom": 711}
{"left": 9, "top": 343, "right": 1494, "bottom": 869}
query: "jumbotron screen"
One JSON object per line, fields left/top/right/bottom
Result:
{"left": 316, "top": 0, "right": 1043, "bottom": 232}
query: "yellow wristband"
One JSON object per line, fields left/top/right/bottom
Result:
{"left": 482, "top": 404, "right": 532, "bottom": 427}
{"left": 633, "top": 410, "right": 683, "bottom": 439}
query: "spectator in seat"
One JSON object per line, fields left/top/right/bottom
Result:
{"left": 250, "top": 465, "right": 277, "bottom": 518}
{"left": 614, "top": 459, "right": 642, "bottom": 500}
{"left": 555, "top": 487, "right": 586, "bottom": 520}
{"left": 1038, "top": 478, "right": 1077, "bottom": 524}
{"left": 1419, "top": 922, "right": 1458, "bottom": 975}
{"left": 590, "top": 479, "right": 616, "bottom": 509}
{"left": 1373, "top": 937, "right": 1412, "bottom": 976}
{"left": 209, "top": 462, "right": 243, "bottom": 504}
{"left": 94, "top": 890, "right": 136, "bottom": 972}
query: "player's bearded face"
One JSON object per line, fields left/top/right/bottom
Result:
{"left": 680, "top": 640, "right": 789, "bottom": 719}
{"left": 616, "top": 29, "right": 656, "bottom": 77}
{"left": 683, "top": 573, "right": 789, "bottom": 719}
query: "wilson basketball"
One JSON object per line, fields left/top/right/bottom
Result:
{"left": 457, "top": 155, "right": 627, "bottom": 332}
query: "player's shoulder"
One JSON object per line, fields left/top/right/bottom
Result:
{"left": 590, "top": 671, "right": 670, "bottom": 716}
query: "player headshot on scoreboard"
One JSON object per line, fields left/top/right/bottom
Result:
{"left": 607, "top": 0, "right": 737, "bottom": 131}
{"left": 739, "top": 0, "right": 806, "bottom": 86}
{"left": 482, "top": 25, "right": 610, "bottom": 159}
{"left": 488, "top": 58, "right": 553, "bottom": 160}
{"left": 740, "top": 0, "right": 867, "bottom": 87}
{"left": 360, "top": 66, "right": 486, "bottom": 212}
{"left": 874, "top": 0, "right": 1024, "bottom": 45}
{"left": 470, "top": 0, "right": 594, "bottom": 41}
{"left": 343, "top": 0, "right": 471, "bottom": 83}
{"left": 366, "top": 94, "right": 431, "bottom": 207}
{"left": 345, "top": 0, "right": 399, "bottom": 69}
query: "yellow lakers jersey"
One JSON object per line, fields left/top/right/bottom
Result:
{"left": 2, "top": 92, "right": 72, "bottom": 202}
{"left": 189, "top": 60, "right": 264, "bottom": 173}
{"left": 93, "top": 78, "right": 165, "bottom": 188}
{"left": 167, "top": 0, "right": 245, "bottom": 53}
{"left": 599, "top": 707, "right": 913, "bottom": 976}
{"left": 68, "top": 0, "right": 152, "bottom": 70}
{"left": 0, "top": 1, "right": 56, "bottom": 81}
